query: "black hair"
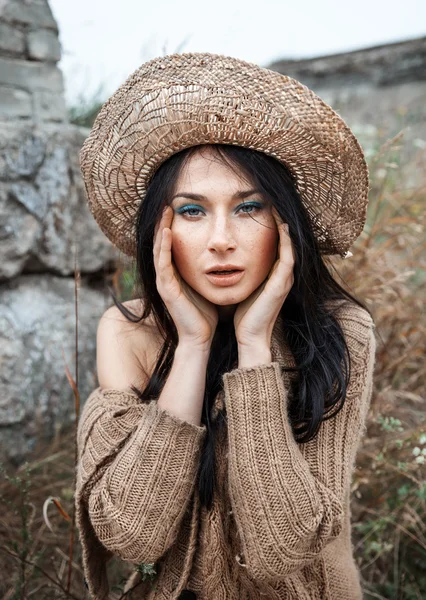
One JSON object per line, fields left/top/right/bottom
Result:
{"left": 111, "top": 143, "right": 372, "bottom": 511}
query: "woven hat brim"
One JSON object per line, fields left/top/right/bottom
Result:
{"left": 80, "top": 52, "right": 369, "bottom": 257}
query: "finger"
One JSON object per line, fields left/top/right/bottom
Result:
{"left": 157, "top": 228, "right": 174, "bottom": 283}
{"left": 276, "top": 220, "right": 294, "bottom": 264}
{"left": 153, "top": 207, "right": 167, "bottom": 248}
{"left": 153, "top": 206, "right": 171, "bottom": 267}
{"left": 164, "top": 204, "right": 174, "bottom": 228}
{"left": 271, "top": 208, "right": 291, "bottom": 248}
{"left": 267, "top": 221, "right": 294, "bottom": 293}
{"left": 153, "top": 223, "right": 163, "bottom": 268}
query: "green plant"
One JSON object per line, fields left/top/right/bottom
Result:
{"left": 68, "top": 82, "right": 107, "bottom": 129}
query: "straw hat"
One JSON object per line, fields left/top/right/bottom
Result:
{"left": 80, "top": 52, "right": 369, "bottom": 258}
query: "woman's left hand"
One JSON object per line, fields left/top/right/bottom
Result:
{"left": 234, "top": 208, "right": 295, "bottom": 350}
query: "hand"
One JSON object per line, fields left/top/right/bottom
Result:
{"left": 153, "top": 206, "right": 219, "bottom": 349}
{"left": 233, "top": 208, "right": 295, "bottom": 348}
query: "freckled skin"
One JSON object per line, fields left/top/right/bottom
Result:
{"left": 170, "top": 146, "right": 279, "bottom": 311}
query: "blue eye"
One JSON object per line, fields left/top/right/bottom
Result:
{"left": 238, "top": 202, "right": 263, "bottom": 214}
{"left": 176, "top": 204, "right": 204, "bottom": 217}
{"left": 175, "top": 201, "right": 264, "bottom": 218}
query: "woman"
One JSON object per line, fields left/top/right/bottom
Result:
{"left": 75, "top": 53, "right": 376, "bottom": 600}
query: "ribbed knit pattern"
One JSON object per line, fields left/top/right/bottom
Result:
{"left": 75, "top": 300, "right": 376, "bottom": 599}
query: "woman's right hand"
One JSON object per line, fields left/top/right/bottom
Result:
{"left": 153, "top": 206, "right": 219, "bottom": 349}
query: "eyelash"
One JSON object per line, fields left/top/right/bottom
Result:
{"left": 176, "top": 202, "right": 264, "bottom": 218}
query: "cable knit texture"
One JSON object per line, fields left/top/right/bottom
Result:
{"left": 75, "top": 300, "right": 376, "bottom": 599}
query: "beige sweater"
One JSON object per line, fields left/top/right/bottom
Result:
{"left": 75, "top": 301, "right": 376, "bottom": 599}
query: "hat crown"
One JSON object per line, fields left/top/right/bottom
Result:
{"left": 80, "top": 52, "right": 369, "bottom": 258}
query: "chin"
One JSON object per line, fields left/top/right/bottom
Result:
{"left": 199, "top": 286, "right": 253, "bottom": 306}
{"left": 211, "top": 298, "right": 241, "bottom": 306}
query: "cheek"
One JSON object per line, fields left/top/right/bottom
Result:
{"left": 170, "top": 229, "right": 197, "bottom": 276}
{"left": 171, "top": 235, "right": 187, "bottom": 265}
{"left": 251, "top": 228, "right": 279, "bottom": 272}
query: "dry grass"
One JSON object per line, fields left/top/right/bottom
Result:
{"left": 327, "top": 131, "right": 426, "bottom": 598}
{"left": 0, "top": 130, "right": 425, "bottom": 599}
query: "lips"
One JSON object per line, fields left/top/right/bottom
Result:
{"left": 206, "top": 265, "right": 243, "bottom": 274}
{"left": 205, "top": 270, "right": 245, "bottom": 287}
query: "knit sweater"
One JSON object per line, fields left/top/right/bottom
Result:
{"left": 75, "top": 300, "right": 376, "bottom": 599}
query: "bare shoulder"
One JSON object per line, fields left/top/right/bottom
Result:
{"left": 121, "top": 298, "right": 165, "bottom": 371}
{"left": 96, "top": 298, "right": 164, "bottom": 391}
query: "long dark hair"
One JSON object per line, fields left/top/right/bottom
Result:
{"left": 111, "top": 144, "right": 372, "bottom": 511}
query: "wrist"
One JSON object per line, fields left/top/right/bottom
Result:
{"left": 176, "top": 340, "right": 211, "bottom": 357}
{"left": 237, "top": 343, "right": 272, "bottom": 368}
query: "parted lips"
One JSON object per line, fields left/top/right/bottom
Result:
{"left": 79, "top": 52, "right": 369, "bottom": 258}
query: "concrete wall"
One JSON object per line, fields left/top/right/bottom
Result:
{"left": 268, "top": 36, "right": 426, "bottom": 189}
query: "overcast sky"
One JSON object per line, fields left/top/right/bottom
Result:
{"left": 50, "top": 0, "right": 426, "bottom": 106}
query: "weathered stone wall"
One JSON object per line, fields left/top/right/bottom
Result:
{"left": 0, "top": 0, "right": 117, "bottom": 465}
{"left": 0, "top": 0, "right": 65, "bottom": 123}
{"left": 0, "top": 275, "right": 109, "bottom": 462}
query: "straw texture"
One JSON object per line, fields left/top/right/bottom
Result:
{"left": 75, "top": 300, "right": 376, "bottom": 599}
{"left": 80, "top": 52, "right": 370, "bottom": 258}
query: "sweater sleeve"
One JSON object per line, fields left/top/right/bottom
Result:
{"left": 75, "top": 386, "right": 206, "bottom": 595}
{"left": 222, "top": 309, "right": 376, "bottom": 583}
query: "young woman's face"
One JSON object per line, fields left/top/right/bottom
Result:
{"left": 168, "top": 146, "right": 280, "bottom": 307}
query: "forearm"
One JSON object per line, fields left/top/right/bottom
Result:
{"left": 157, "top": 335, "right": 270, "bottom": 428}
{"left": 224, "top": 362, "right": 344, "bottom": 581}
{"left": 86, "top": 401, "right": 205, "bottom": 563}
{"left": 223, "top": 320, "right": 376, "bottom": 582}
{"left": 157, "top": 342, "right": 210, "bottom": 427}
{"left": 76, "top": 387, "right": 206, "bottom": 564}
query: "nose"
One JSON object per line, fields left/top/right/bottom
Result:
{"left": 207, "top": 216, "right": 237, "bottom": 253}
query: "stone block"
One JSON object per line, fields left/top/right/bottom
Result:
{"left": 0, "top": 183, "right": 42, "bottom": 280}
{"left": 0, "top": 274, "right": 105, "bottom": 465}
{"left": 0, "top": 125, "right": 47, "bottom": 179}
{"left": 0, "top": 57, "right": 64, "bottom": 93}
{"left": 0, "top": 21, "right": 25, "bottom": 56}
{"left": 32, "top": 132, "right": 116, "bottom": 274}
{"left": 2, "top": 0, "right": 58, "bottom": 31}
{"left": 0, "top": 124, "right": 117, "bottom": 279}
{"left": 27, "top": 29, "right": 61, "bottom": 62}
{"left": 33, "top": 88, "right": 67, "bottom": 122}
{"left": 0, "top": 86, "right": 32, "bottom": 119}
{"left": 10, "top": 181, "right": 47, "bottom": 219}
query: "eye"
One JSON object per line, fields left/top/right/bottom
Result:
{"left": 176, "top": 205, "right": 204, "bottom": 217}
{"left": 175, "top": 201, "right": 264, "bottom": 218}
{"left": 237, "top": 202, "right": 263, "bottom": 214}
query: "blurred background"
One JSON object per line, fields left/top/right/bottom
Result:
{"left": 0, "top": 0, "right": 425, "bottom": 598}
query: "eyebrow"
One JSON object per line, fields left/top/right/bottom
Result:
{"left": 171, "top": 189, "right": 263, "bottom": 202}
